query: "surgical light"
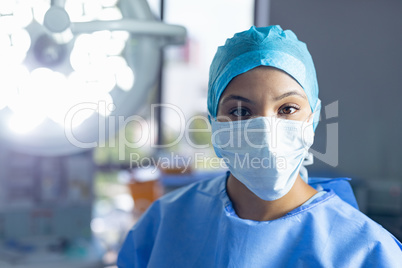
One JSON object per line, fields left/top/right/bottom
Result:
{"left": 0, "top": 0, "right": 186, "bottom": 155}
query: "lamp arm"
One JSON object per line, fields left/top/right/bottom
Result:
{"left": 70, "top": 20, "right": 186, "bottom": 45}
{"left": 51, "top": 0, "right": 66, "bottom": 8}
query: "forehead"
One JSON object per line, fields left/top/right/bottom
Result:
{"left": 220, "top": 66, "right": 306, "bottom": 99}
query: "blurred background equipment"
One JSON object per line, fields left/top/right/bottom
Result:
{"left": 0, "top": 0, "right": 185, "bottom": 267}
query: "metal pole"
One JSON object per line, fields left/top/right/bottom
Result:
{"left": 156, "top": 0, "right": 165, "bottom": 149}
{"left": 254, "top": 0, "right": 271, "bottom": 27}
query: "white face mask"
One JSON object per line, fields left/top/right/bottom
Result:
{"left": 211, "top": 116, "right": 314, "bottom": 201}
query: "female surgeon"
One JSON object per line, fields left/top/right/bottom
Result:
{"left": 117, "top": 25, "right": 402, "bottom": 267}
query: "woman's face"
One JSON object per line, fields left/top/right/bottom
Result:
{"left": 217, "top": 66, "right": 312, "bottom": 122}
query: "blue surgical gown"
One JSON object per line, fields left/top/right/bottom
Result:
{"left": 117, "top": 174, "right": 402, "bottom": 267}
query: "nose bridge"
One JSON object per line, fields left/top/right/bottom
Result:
{"left": 262, "top": 109, "right": 276, "bottom": 118}
{"left": 259, "top": 98, "right": 277, "bottom": 118}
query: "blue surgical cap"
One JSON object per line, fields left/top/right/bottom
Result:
{"left": 207, "top": 25, "right": 321, "bottom": 130}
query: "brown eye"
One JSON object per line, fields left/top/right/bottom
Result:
{"left": 279, "top": 105, "right": 299, "bottom": 115}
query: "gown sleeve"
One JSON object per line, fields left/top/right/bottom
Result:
{"left": 117, "top": 200, "right": 161, "bottom": 268}
{"left": 362, "top": 233, "right": 402, "bottom": 267}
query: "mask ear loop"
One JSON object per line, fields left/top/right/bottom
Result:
{"left": 300, "top": 152, "right": 314, "bottom": 183}
{"left": 208, "top": 112, "right": 223, "bottom": 158}
{"left": 300, "top": 98, "right": 321, "bottom": 182}
{"left": 311, "top": 98, "right": 321, "bottom": 131}
{"left": 303, "top": 152, "right": 314, "bottom": 166}
{"left": 207, "top": 113, "right": 213, "bottom": 124}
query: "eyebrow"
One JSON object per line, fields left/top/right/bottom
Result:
{"left": 273, "top": 91, "right": 307, "bottom": 101}
{"left": 221, "top": 95, "right": 256, "bottom": 105}
{"left": 221, "top": 91, "right": 307, "bottom": 105}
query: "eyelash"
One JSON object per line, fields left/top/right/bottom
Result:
{"left": 278, "top": 104, "right": 300, "bottom": 115}
{"left": 229, "top": 107, "right": 251, "bottom": 117}
{"left": 228, "top": 104, "right": 301, "bottom": 118}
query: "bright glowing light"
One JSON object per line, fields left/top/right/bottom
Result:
{"left": 100, "top": 0, "right": 119, "bottom": 8}
{"left": 116, "top": 66, "right": 135, "bottom": 91}
{"left": 11, "top": 29, "right": 31, "bottom": 52}
{"left": 7, "top": 68, "right": 81, "bottom": 129}
{"left": 0, "top": 100, "right": 6, "bottom": 111}
{"left": 8, "top": 113, "right": 45, "bottom": 135}
{"left": 31, "top": 0, "right": 50, "bottom": 25}
{"left": 71, "top": 30, "right": 130, "bottom": 74}
{"left": 28, "top": 68, "right": 75, "bottom": 125}
{"left": 64, "top": 109, "right": 95, "bottom": 129}
{"left": 1, "top": 65, "right": 30, "bottom": 110}
{"left": 0, "top": 28, "right": 31, "bottom": 66}
{"left": 73, "top": 55, "right": 135, "bottom": 92}
{"left": 6, "top": 68, "right": 45, "bottom": 114}
{"left": 70, "top": 32, "right": 129, "bottom": 93}
{"left": 47, "top": 92, "right": 74, "bottom": 125}
{"left": 34, "top": 71, "right": 91, "bottom": 126}
{"left": 83, "top": 0, "right": 105, "bottom": 21}
{"left": 106, "top": 55, "right": 127, "bottom": 69}
{"left": 0, "top": 0, "right": 14, "bottom": 15}
{"left": 93, "top": 30, "right": 126, "bottom": 55}
{"left": 91, "top": 30, "right": 113, "bottom": 53}
{"left": 78, "top": 30, "right": 127, "bottom": 55}
{"left": 30, "top": 67, "right": 56, "bottom": 86}
{"left": 70, "top": 33, "right": 111, "bottom": 71}
{"left": 96, "top": 93, "right": 114, "bottom": 116}
{"left": 38, "top": 70, "right": 95, "bottom": 126}
{"left": 103, "top": 56, "right": 135, "bottom": 91}
{"left": 62, "top": 96, "right": 95, "bottom": 129}
{"left": 67, "top": 72, "right": 115, "bottom": 124}
{"left": 98, "top": 7, "right": 122, "bottom": 20}
{"left": 0, "top": 0, "right": 128, "bottom": 130}
{"left": 68, "top": 69, "right": 116, "bottom": 93}
{"left": 13, "top": 3, "right": 34, "bottom": 27}
{"left": 0, "top": 83, "right": 13, "bottom": 110}
{"left": 0, "top": 15, "right": 19, "bottom": 35}
{"left": 106, "top": 36, "right": 126, "bottom": 55}
{"left": 69, "top": 109, "right": 94, "bottom": 129}
{"left": 0, "top": 2, "right": 33, "bottom": 29}
{"left": 0, "top": 1, "right": 35, "bottom": 32}
{"left": 70, "top": 34, "right": 92, "bottom": 71}
{"left": 95, "top": 68, "right": 117, "bottom": 92}
{"left": 64, "top": 0, "right": 87, "bottom": 22}
{"left": 112, "top": 31, "right": 130, "bottom": 43}
{"left": 65, "top": 0, "right": 102, "bottom": 22}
